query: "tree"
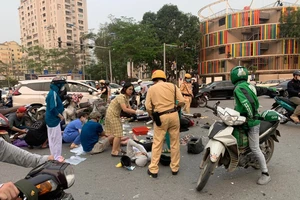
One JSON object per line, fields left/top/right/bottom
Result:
{"left": 142, "top": 4, "right": 201, "bottom": 77}
{"left": 280, "top": 7, "right": 300, "bottom": 39}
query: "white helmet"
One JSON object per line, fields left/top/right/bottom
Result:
{"left": 137, "top": 79, "right": 142, "bottom": 83}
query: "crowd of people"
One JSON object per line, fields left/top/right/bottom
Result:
{"left": 3, "top": 66, "right": 297, "bottom": 199}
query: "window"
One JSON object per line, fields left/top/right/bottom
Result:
{"left": 43, "top": 13, "right": 46, "bottom": 17}
{"left": 219, "top": 47, "right": 225, "bottom": 54}
{"left": 43, "top": 7, "right": 45, "bottom": 11}
{"left": 79, "top": 26, "right": 84, "bottom": 30}
{"left": 68, "top": 83, "right": 89, "bottom": 93}
{"left": 78, "top": 14, "right": 83, "bottom": 18}
{"left": 67, "top": 36, "right": 72, "bottom": 40}
{"left": 66, "top": 23, "right": 73, "bottom": 28}
{"left": 78, "top": 8, "right": 83, "bottom": 13}
{"left": 67, "top": 29, "right": 72, "bottom": 34}
{"left": 26, "top": 83, "right": 44, "bottom": 91}
{"left": 219, "top": 17, "right": 225, "bottom": 26}
{"left": 77, "top": 2, "right": 82, "bottom": 6}
{"left": 78, "top": 20, "right": 84, "bottom": 25}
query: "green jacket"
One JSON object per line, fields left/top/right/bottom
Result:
{"left": 233, "top": 81, "right": 260, "bottom": 127}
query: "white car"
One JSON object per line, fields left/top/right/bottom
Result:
{"left": 110, "top": 83, "right": 122, "bottom": 94}
{"left": 12, "top": 80, "right": 99, "bottom": 107}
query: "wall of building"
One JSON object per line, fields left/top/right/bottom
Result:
{"left": 199, "top": 6, "right": 300, "bottom": 82}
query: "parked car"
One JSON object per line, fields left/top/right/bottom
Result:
{"left": 12, "top": 80, "right": 99, "bottom": 107}
{"left": 110, "top": 83, "right": 122, "bottom": 94}
{"left": 78, "top": 80, "right": 96, "bottom": 88}
{"left": 256, "top": 79, "right": 286, "bottom": 87}
{"left": 199, "top": 80, "right": 234, "bottom": 99}
{"left": 274, "top": 80, "right": 290, "bottom": 97}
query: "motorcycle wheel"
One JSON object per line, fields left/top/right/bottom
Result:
{"left": 274, "top": 106, "right": 289, "bottom": 124}
{"left": 197, "top": 96, "right": 207, "bottom": 108}
{"left": 252, "top": 137, "right": 275, "bottom": 169}
{"left": 196, "top": 156, "right": 218, "bottom": 191}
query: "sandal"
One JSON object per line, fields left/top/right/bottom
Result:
{"left": 162, "top": 148, "right": 171, "bottom": 153}
{"left": 111, "top": 152, "right": 124, "bottom": 157}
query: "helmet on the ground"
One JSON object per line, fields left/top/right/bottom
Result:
{"left": 187, "top": 137, "right": 204, "bottom": 154}
{"left": 137, "top": 79, "right": 142, "bottom": 83}
{"left": 120, "top": 155, "right": 131, "bottom": 167}
{"left": 293, "top": 70, "right": 300, "bottom": 76}
{"left": 99, "top": 80, "right": 105, "bottom": 84}
{"left": 51, "top": 76, "right": 66, "bottom": 85}
{"left": 185, "top": 73, "right": 192, "bottom": 79}
{"left": 261, "top": 110, "right": 279, "bottom": 122}
{"left": 230, "top": 66, "right": 249, "bottom": 84}
{"left": 151, "top": 70, "right": 166, "bottom": 81}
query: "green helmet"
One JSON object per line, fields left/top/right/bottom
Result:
{"left": 230, "top": 66, "right": 249, "bottom": 85}
{"left": 261, "top": 110, "right": 279, "bottom": 122}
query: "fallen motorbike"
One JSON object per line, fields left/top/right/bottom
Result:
{"left": 194, "top": 92, "right": 209, "bottom": 108}
{"left": 196, "top": 101, "right": 281, "bottom": 191}
{"left": 271, "top": 96, "right": 298, "bottom": 124}
{"left": 15, "top": 160, "right": 75, "bottom": 200}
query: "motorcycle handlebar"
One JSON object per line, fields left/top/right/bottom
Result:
{"left": 205, "top": 101, "right": 220, "bottom": 115}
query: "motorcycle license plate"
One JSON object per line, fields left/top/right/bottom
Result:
{"left": 61, "top": 193, "right": 74, "bottom": 200}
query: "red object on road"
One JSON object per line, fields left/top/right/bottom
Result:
{"left": 132, "top": 126, "right": 149, "bottom": 135}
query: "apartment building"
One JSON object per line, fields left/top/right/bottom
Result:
{"left": 18, "top": 0, "right": 88, "bottom": 72}
{"left": 0, "top": 41, "right": 24, "bottom": 76}
{"left": 199, "top": 2, "right": 300, "bottom": 82}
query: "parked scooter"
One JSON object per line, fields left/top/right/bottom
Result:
{"left": 194, "top": 92, "right": 209, "bottom": 108}
{"left": 196, "top": 101, "right": 281, "bottom": 191}
{"left": 15, "top": 160, "right": 75, "bottom": 200}
{"left": 271, "top": 96, "right": 298, "bottom": 124}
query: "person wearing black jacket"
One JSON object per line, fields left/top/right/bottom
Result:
{"left": 192, "top": 78, "right": 199, "bottom": 97}
{"left": 287, "top": 70, "right": 300, "bottom": 123}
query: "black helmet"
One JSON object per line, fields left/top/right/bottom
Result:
{"left": 120, "top": 155, "right": 131, "bottom": 167}
{"left": 293, "top": 70, "right": 300, "bottom": 76}
{"left": 105, "top": 80, "right": 110, "bottom": 85}
{"left": 159, "top": 154, "right": 171, "bottom": 166}
{"left": 51, "top": 76, "right": 66, "bottom": 85}
{"left": 187, "top": 137, "right": 204, "bottom": 154}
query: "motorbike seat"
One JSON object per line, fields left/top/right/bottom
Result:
{"left": 0, "top": 106, "right": 21, "bottom": 116}
{"left": 278, "top": 97, "right": 297, "bottom": 107}
{"left": 259, "top": 120, "right": 275, "bottom": 135}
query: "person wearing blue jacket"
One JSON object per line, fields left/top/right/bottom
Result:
{"left": 45, "top": 77, "right": 66, "bottom": 162}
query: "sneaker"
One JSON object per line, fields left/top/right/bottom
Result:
{"left": 257, "top": 174, "right": 271, "bottom": 185}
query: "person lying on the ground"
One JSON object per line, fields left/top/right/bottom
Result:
{"left": 126, "top": 138, "right": 151, "bottom": 167}
{"left": 80, "top": 111, "right": 114, "bottom": 154}
{"left": 0, "top": 137, "right": 55, "bottom": 200}
{"left": 62, "top": 112, "right": 88, "bottom": 149}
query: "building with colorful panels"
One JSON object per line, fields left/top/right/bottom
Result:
{"left": 199, "top": 1, "right": 300, "bottom": 82}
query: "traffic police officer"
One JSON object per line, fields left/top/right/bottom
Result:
{"left": 180, "top": 73, "right": 193, "bottom": 114}
{"left": 145, "top": 70, "right": 185, "bottom": 178}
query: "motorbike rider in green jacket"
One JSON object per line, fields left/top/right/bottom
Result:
{"left": 230, "top": 66, "right": 271, "bottom": 185}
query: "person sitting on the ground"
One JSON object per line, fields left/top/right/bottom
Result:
{"left": 126, "top": 138, "right": 151, "bottom": 167}
{"left": 24, "top": 119, "right": 48, "bottom": 149}
{"left": 63, "top": 112, "right": 88, "bottom": 149}
{"left": 80, "top": 111, "right": 113, "bottom": 154}
{"left": 7, "top": 106, "right": 28, "bottom": 137}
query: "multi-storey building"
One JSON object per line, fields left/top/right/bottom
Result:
{"left": 199, "top": 2, "right": 300, "bottom": 82}
{"left": 18, "top": 0, "right": 88, "bottom": 72}
{"left": 0, "top": 41, "right": 24, "bottom": 77}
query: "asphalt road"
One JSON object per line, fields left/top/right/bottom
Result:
{"left": 1, "top": 96, "right": 300, "bottom": 200}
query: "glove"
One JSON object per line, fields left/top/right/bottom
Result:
{"left": 135, "top": 110, "right": 144, "bottom": 115}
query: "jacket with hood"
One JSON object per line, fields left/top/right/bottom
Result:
{"left": 45, "top": 84, "right": 64, "bottom": 127}
{"left": 234, "top": 81, "right": 260, "bottom": 127}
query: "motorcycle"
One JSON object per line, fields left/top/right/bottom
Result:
{"left": 194, "top": 92, "right": 209, "bottom": 108}
{"left": 196, "top": 101, "right": 281, "bottom": 191}
{"left": 271, "top": 96, "right": 297, "bottom": 124}
{"left": 15, "top": 160, "right": 75, "bottom": 200}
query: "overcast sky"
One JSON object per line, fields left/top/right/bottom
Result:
{"left": 0, "top": 0, "right": 297, "bottom": 43}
